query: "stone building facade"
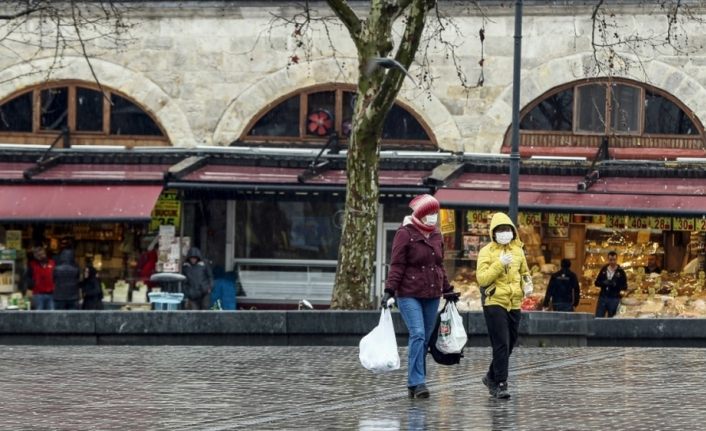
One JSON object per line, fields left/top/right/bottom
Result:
{"left": 1, "top": 1, "right": 703, "bottom": 154}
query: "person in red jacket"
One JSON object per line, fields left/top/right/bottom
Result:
{"left": 25, "top": 246, "right": 56, "bottom": 310}
{"left": 382, "top": 194, "right": 458, "bottom": 399}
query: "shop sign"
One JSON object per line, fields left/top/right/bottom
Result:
{"left": 150, "top": 190, "right": 181, "bottom": 231}
{"left": 0, "top": 249, "right": 16, "bottom": 260}
{"left": 626, "top": 216, "right": 649, "bottom": 230}
{"left": 648, "top": 216, "right": 671, "bottom": 230}
{"left": 4, "top": 230, "right": 21, "bottom": 250}
{"left": 605, "top": 215, "right": 626, "bottom": 229}
{"left": 547, "top": 213, "right": 569, "bottom": 228}
{"left": 519, "top": 212, "right": 541, "bottom": 227}
{"left": 672, "top": 217, "right": 695, "bottom": 231}
{"left": 466, "top": 210, "right": 490, "bottom": 227}
{"left": 439, "top": 209, "right": 456, "bottom": 234}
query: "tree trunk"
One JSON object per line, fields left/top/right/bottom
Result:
{"left": 329, "top": 0, "right": 434, "bottom": 309}
{"left": 329, "top": 111, "right": 380, "bottom": 309}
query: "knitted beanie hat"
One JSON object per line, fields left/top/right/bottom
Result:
{"left": 409, "top": 194, "right": 440, "bottom": 219}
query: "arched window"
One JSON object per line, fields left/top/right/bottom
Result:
{"left": 519, "top": 79, "right": 699, "bottom": 136}
{"left": 243, "top": 84, "right": 435, "bottom": 149}
{"left": 512, "top": 78, "right": 702, "bottom": 155}
{"left": 0, "top": 81, "right": 168, "bottom": 147}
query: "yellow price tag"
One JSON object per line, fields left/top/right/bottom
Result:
{"left": 696, "top": 218, "right": 706, "bottom": 232}
{"left": 672, "top": 217, "right": 695, "bottom": 231}
{"left": 519, "top": 212, "right": 541, "bottom": 227}
{"left": 648, "top": 216, "right": 671, "bottom": 230}
{"left": 605, "top": 215, "right": 626, "bottom": 229}
{"left": 547, "top": 213, "right": 569, "bottom": 228}
{"left": 466, "top": 210, "right": 489, "bottom": 227}
{"left": 626, "top": 216, "right": 649, "bottom": 229}
{"left": 439, "top": 209, "right": 456, "bottom": 234}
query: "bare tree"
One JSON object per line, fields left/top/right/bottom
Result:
{"left": 588, "top": 0, "right": 705, "bottom": 77}
{"left": 0, "top": 1, "right": 133, "bottom": 87}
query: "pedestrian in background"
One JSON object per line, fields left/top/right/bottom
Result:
{"left": 81, "top": 259, "right": 104, "bottom": 310}
{"left": 382, "top": 194, "right": 458, "bottom": 399}
{"left": 210, "top": 266, "right": 237, "bottom": 310}
{"left": 594, "top": 250, "right": 628, "bottom": 317}
{"left": 476, "top": 212, "right": 532, "bottom": 399}
{"left": 24, "top": 246, "right": 56, "bottom": 310}
{"left": 182, "top": 247, "right": 213, "bottom": 310}
{"left": 543, "top": 258, "right": 580, "bottom": 312}
{"left": 53, "top": 248, "right": 81, "bottom": 310}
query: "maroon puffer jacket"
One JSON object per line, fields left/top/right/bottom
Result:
{"left": 385, "top": 223, "right": 452, "bottom": 298}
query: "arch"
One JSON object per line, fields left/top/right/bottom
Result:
{"left": 480, "top": 52, "right": 706, "bottom": 152}
{"left": 0, "top": 56, "right": 194, "bottom": 147}
{"left": 212, "top": 57, "right": 462, "bottom": 151}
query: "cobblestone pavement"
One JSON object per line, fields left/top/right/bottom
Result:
{"left": 0, "top": 346, "right": 703, "bottom": 430}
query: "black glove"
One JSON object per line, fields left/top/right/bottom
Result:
{"left": 381, "top": 290, "right": 394, "bottom": 309}
{"left": 443, "top": 291, "right": 460, "bottom": 303}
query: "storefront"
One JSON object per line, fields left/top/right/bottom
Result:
{"left": 165, "top": 148, "right": 442, "bottom": 308}
{"left": 0, "top": 146, "right": 444, "bottom": 309}
{"left": 435, "top": 159, "right": 706, "bottom": 318}
{"left": 0, "top": 157, "right": 176, "bottom": 309}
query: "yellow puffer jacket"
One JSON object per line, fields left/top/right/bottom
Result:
{"left": 476, "top": 212, "right": 530, "bottom": 311}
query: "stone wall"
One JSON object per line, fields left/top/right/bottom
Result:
{"left": 1, "top": 2, "right": 704, "bottom": 150}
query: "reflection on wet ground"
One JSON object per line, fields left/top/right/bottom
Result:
{"left": 0, "top": 346, "right": 703, "bottom": 430}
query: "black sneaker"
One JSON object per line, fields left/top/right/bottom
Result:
{"left": 408, "top": 384, "right": 430, "bottom": 399}
{"left": 481, "top": 374, "right": 497, "bottom": 396}
{"left": 493, "top": 381, "right": 511, "bottom": 399}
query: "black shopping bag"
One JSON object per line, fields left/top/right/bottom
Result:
{"left": 428, "top": 300, "right": 464, "bottom": 366}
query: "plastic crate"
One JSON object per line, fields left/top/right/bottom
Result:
{"left": 148, "top": 292, "right": 184, "bottom": 311}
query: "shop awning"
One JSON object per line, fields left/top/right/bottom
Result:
{"left": 436, "top": 173, "right": 706, "bottom": 216}
{"left": 0, "top": 185, "right": 163, "bottom": 222}
{"left": 170, "top": 164, "right": 431, "bottom": 194}
{"left": 31, "top": 163, "right": 170, "bottom": 181}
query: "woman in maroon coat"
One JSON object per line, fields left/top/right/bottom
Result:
{"left": 382, "top": 194, "right": 458, "bottom": 399}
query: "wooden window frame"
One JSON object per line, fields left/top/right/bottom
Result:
{"left": 573, "top": 83, "right": 609, "bottom": 136}
{"left": 519, "top": 78, "right": 702, "bottom": 139}
{"left": 0, "top": 80, "right": 169, "bottom": 147}
{"left": 242, "top": 83, "right": 437, "bottom": 148}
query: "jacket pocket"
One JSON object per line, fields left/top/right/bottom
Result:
{"left": 480, "top": 284, "right": 496, "bottom": 305}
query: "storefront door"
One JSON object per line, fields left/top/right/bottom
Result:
{"left": 374, "top": 222, "right": 400, "bottom": 302}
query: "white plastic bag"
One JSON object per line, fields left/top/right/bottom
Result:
{"left": 435, "top": 301, "right": 467, "bottom": 354}
{"left": 359, "top": 308, "right": 400, "bottom": 373}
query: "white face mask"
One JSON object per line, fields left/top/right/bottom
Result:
{"left": 495, "top": 231, "right": 513, "bottom": 245}
{"left": 423, "top": 213, "right": 438, "bottom": 226}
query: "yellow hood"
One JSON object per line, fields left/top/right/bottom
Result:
{"left": 488, "top": 212, "right": 519, "bottom": 245}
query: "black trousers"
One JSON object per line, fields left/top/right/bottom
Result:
{"left": 483, "top": 305, "right": 521, "bottom": 383}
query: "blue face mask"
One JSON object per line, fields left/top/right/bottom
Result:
{"left": 423, "top": 213, "right": 438, "bottom": 226}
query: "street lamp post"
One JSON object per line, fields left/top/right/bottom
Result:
{"left": 508, "top": 0, "right": 523, "bottom": 225}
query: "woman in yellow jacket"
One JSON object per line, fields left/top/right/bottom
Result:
{"left": 476, "top": 212, "right": 532, "bottom": 399}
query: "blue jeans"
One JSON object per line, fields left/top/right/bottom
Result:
{"left": 596, "top": 296, "right": 620, "bottom": 317}
{"left": 32, "top": 294, "right": 55, "bottom": 310}
{"left": 397, "top": 296, "right": 440, "bottom": 388}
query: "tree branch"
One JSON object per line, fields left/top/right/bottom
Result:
{"left": 325, "top": 0, "right": 362, "bottom": 42}
{"left": 0, "top": 6, "right": 45, "bottom": 21}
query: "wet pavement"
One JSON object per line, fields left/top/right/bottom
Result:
{"left": 0, "top": 345, "right": 702, "bottom": 430}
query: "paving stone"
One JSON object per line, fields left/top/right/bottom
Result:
{"left": 0, "top": 346, "right": 703, "bottom": 430}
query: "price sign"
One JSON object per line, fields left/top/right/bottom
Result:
{"left": 626, "top": 216, "right": 649, "bottom": 229}
{"left": 466, "top": 210, "right": 489, "bottom": 227}
{"left": 605, "top": 215, "right": 627, "bottom": 228}
{"left": 696, "top": 218, "right": 706, "bottom": 232}
{"left": 547, "top": 213, "right": 569, "bottom": 228}
{"left": 439, "top": 209, "right": 456, "bottom": 234}
{"left": 672, "top": 217, "right": 695, "bottom": 231}
{"left": 519, "top": 212, "right": 541, "bottom": 227}
{"left": 150, "top": 189, "right": 181, "bottom": 231}
{"left": 648, "top": 216, "right": 671, "bottom": 230}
